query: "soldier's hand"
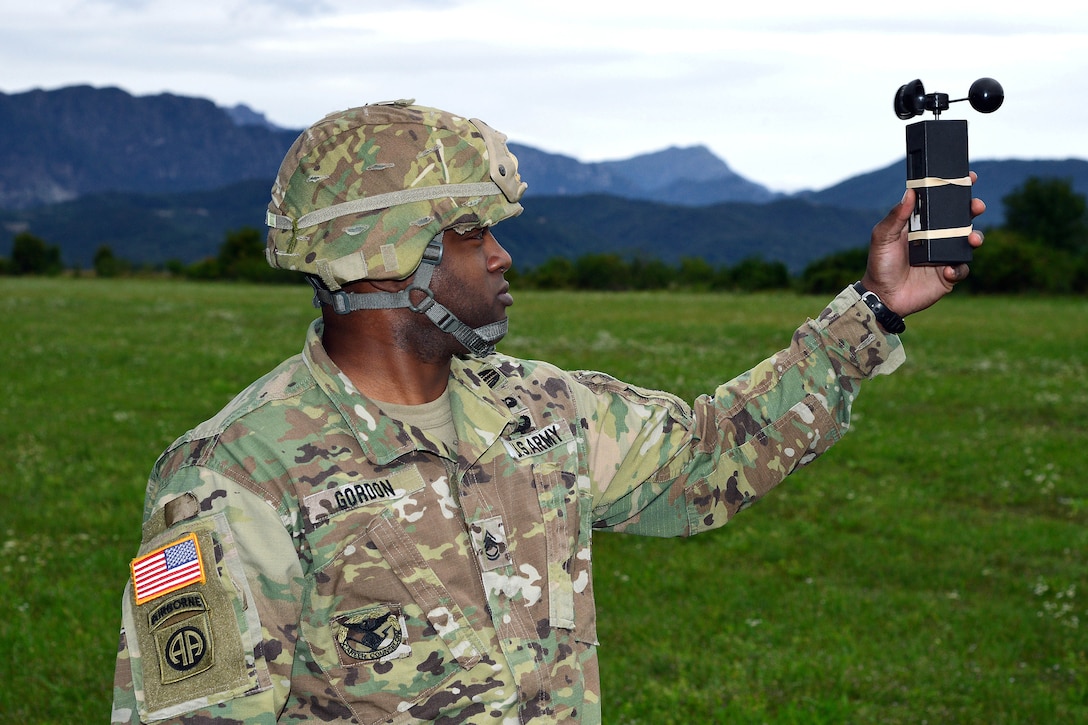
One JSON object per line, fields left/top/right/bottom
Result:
{"left": 861, "top": 172, "right": 986, "bottom": 318}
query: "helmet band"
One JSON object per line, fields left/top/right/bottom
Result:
{"left": 266, "top": 181, "right": 504, "bottom": 232}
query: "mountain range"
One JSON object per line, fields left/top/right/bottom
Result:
{"left": 3, "top": 85, "right": 1087, "bottom": 272}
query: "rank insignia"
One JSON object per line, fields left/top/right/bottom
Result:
{"left": 470, "top": 516, "right": 512, "bottom": 571}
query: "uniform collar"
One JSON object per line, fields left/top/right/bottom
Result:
{"left": 301, "top": 319, "right": 516, "bottom": 466}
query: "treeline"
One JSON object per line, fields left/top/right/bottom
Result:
{"left": 4, "top": 177, "right": 1087, "bottom": 295}
{"left": 0, "top": 227, "right": 300, "bottom": 285}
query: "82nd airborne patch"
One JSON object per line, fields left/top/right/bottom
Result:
{"left": 148, "top": 592, "right": 215, "bottom": 683}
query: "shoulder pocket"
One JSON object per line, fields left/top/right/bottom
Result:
{"left": 534, "top": 464, "right": 598, "bottom": 645}
{"left": 122, "top": 514, "right": 269, "bottom": 722}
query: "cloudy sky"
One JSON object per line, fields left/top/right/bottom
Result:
{"left": 4, "top": 1, "right": 1085, "bottom": 192}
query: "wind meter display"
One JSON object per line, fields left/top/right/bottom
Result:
{"left": 893, "top": 77, "right": 1004, "bottom": 266}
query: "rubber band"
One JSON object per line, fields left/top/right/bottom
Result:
{"left": 906, "top": 176, "right": 972, "bottom": 189}
{"left": 908, "top": 225, "right": 973, "bottom": 242}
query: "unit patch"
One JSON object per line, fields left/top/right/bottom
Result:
{"left": 333, "top": 605, "right": 412, "bottom": 664}
{"left": 149, "top": 592, "right": 215, "bottom": 683}
{"left": 131, "top": 532, "right": 206, "bottom": 605}
{"left": 502, "top": 422, "right": 571, "bottom": 460}
{"left": 303, "top": 467, "right": 425, "bottom": 526}
{"left": 128, "top": 521, "right": 257, "bottom": 720}
{"left": 470, "top": 516, "right": 512, "bottom": 572}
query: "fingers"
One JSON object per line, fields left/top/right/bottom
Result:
{"left": 944, "top": 264, "right": 970, "bottom": 283}
{"left": 970, "top": 197, "right": 987, "bottom": 219}
{"left": 966, "top": 170, "right": 985, "bottom": 250}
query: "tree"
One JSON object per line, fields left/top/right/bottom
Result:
{"left": 723, "top": 257, "right": 790, "bottom": 292}
{"left": 204, "top": 227, "right": 299, "bottom": 283}
{"left": 796, "top": 247, "right": 869, "bottom": 295}
{"left": 93, "top": 245, "right": 128, "bottom": 278}
{"left": 574, "top": 253, "right": 630, "bottom": 290}
{"left": 963, "top": 229, "right": 1043, "bottom": 294}
{"left": 11, "top": 232, "right": 63, "bottom": 276}
{"left": 217, "top": 227, "right": 266, "bottom": 279}
{"left": 676, "top": 256, "right": 715, "bottom": 289}
{"left": 526, "top": 257, "right": 576, "bottom": 290}
{"left": 628, "top": 257, "right": 675, "bottom": 290}
{"left": 965, "top": 228, "right": 1087, "bottom": 295}
{"left": 1002, "top": 177, "right": 1088, "bottom": 254}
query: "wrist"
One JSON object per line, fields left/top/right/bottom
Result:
{"left": 852, "top": 280, "right": 906, "bottom": 334}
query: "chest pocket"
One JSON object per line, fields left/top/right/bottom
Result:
{"left": 298, "top": 475, "right": 497, "bottom": 725}
{"left": 488, "top": 375, "right": 598, "bottom": 647}
{"left": 366, "top": 511, "right": 489, "bottom": 666}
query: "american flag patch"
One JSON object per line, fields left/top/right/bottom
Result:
{"left": 130, "top": 533, "right": 206, "bottom": 605}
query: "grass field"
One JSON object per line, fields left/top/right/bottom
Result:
{"left": 1, "top": 277, "right": 1085, "bottom": 723}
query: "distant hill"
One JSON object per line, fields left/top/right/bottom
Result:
{"left": 0, "top": 85, "right": 779, "bottom": 212}
{"left": 2, "top": 84, "right": 1087, "bottom": 271}
{"left": 0, "top": 182, "right": 876, "bottom": 273}
{"left": 510, "top": 143, "right": 779, "bottom": 205}
{"left": 0, "top": 85, "right": 299, "bottom": 209}
{"left": 0, "top": 180, "right": 272, "bottom": 268}
{"left": 502, "top": 195, "right": 875, "bottom": 272}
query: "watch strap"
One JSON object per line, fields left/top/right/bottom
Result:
{"left": 852, "top": 281, "right": 906, "bottom": 334}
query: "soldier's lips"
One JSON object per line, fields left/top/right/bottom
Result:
{"left": 498, "top": 284, "right": 513, "bottom": 307}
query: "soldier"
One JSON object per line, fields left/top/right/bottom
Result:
{"left": 112, "top": 100, "right": 984, "bottom": 723}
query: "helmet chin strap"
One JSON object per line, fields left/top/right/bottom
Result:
{"left": 308, "top": 236, "right": 507, "bottom": 356}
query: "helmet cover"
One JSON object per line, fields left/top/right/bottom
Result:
{"left": 266, "top": 100, "right": 527, "bottom": 289}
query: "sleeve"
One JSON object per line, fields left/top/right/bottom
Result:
{"left": 111, "top": 465, "right": 304, "bottom": 724}
{"left": 575, "top": 285, "right": 906, "bottom": 537}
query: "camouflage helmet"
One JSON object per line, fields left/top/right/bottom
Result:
{"left": 266, "top": 100, "right": 527, "bottom": 290}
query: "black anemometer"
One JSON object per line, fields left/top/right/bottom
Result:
{"left": 893, "top": 77, "right": 1004, "bottom": 265}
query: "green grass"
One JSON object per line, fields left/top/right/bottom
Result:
{"left": 1, "top": 278, "right": 1085, "bottom": 723}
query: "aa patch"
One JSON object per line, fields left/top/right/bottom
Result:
{"left": 333, "top": 605, "right": 411, "bottom": 665}
{"left": 131, "top": 533, "right": 206, "bottom": 605}
{"left": 148, "top": 593, "right": 214, "bottom": 683}
{"left": 470, "top": 516, "right": 512, "bottom": 572}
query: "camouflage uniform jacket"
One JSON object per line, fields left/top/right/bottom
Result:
{"left": 112, "top": 287, "right": 904, "bottom": 724}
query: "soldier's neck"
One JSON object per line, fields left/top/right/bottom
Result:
{"left": 321, "top": 308, "right": 454, "bottom": 405}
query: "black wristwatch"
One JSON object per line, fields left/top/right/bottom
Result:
{"left": 852, "top": 281, "right": 906, "bottom": 334}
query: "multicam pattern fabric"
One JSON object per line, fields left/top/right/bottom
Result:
{"left": 112, "top": 286, "right": 904, "bottom": 723}
{"left": 266, "top": 101, "right": 526, "bottom": 289}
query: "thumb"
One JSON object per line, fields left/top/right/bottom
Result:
{"left": 872, "top": 188, "right": 914, "bottom": 248}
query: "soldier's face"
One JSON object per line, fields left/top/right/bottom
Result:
{"left": 429, "top": 227, "right": 514, "bottom": 331}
